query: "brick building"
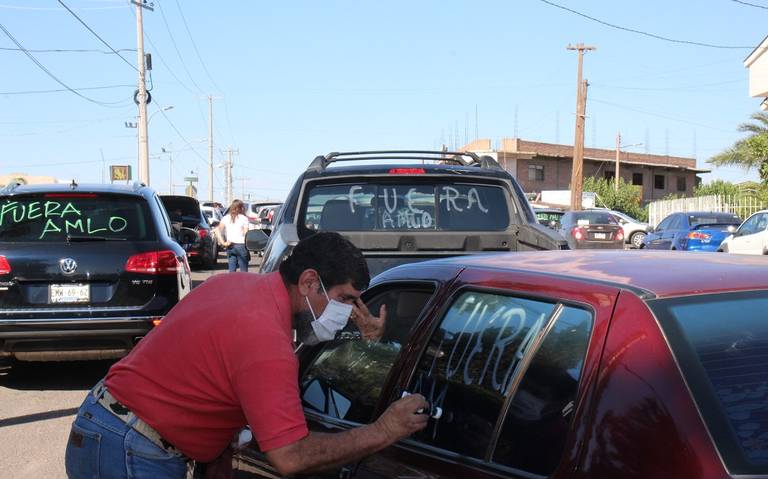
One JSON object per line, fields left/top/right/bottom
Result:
{"left": 462, "top": 138, "right": 708, "bottom": 203}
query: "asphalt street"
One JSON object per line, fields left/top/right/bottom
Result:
{"left": 0, "top": 253, "right": 260, "bottom": 479}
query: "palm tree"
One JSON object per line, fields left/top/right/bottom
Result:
{"left": 709, "top": 112, "right": 768, "bottom": 182}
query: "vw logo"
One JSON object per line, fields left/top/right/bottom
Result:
{"left": 59, "top": 258, "right": 78, "bottom": 275}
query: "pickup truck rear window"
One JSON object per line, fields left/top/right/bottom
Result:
{"left": 303, "top": 183, "right": 510, "bottom": 231}
{"left": 652, "top": 291, "right": 768, "bottom": 474}
{"left": 0, "top": 194, "right": 155, "bottom": 242}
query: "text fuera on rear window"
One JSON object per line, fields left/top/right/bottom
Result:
{"left": 0, "top": 200, "right": 128, "bottom": 239}
{"left": 346, "top": 184, "right": 490, "bottom": 230}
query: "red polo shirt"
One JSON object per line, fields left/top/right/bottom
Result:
{"left": 105, "top": 272, "right": 308, "bottom": 462}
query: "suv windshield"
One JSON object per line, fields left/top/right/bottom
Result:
{"left": 0, "top": 194, "right": 156, "bottom": 242}
{"left": 652, "top": 291, "right": 768, "bottom": 474}
{"left": 302, "top": 182, "right": 510, "bottom": 232}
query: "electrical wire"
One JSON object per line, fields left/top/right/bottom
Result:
{"left": 591, "top": 78, "right": 745, "bottom": 92}
{"left": 155, "top": 0, "right": 205, "bottom": 93}
{"left": 537, "top": 0, "right": 754, "bottom": 49}
{"left": 0, "top": 23, "right": 129, "bottom": 107}
{"left": 589, "top": 97, "right": 734, "bottom": 133}
{"left": 731, "top": 0, "right": 768, "bottom": 10}
{"left": 0, "top": 84, "right": 134, "bottom": 95}
{"left": 56, "top": 0, "right": 138, "bottom": 72}
{"left": 0, "top": 3, "right": 126, "bottom": 10}
{"left": 0, "top": 46, "right": 135, "bottom": 54}
{"left": 169, "top": 0, "right": 225, "bottom": 93}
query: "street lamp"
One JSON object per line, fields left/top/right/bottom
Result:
{"left": 129, "top": 105, "right": 173, "bottom": 186}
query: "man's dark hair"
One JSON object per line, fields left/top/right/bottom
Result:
{"left": 279, "top": 232, "right": 370, "bottom": 290}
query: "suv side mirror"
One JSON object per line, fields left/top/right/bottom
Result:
{"left": 245, "top": 229, "right": 269, "bottom": 252}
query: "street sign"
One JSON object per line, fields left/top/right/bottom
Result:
{"left": 110, "top": 165, "right": 132, "bottom": 182}
{"left": 184, "top": 176, "right": 198, "bottom": 182}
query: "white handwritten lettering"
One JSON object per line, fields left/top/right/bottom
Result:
{"left": 348, "top": 185, "right": 363, "bottom": 213}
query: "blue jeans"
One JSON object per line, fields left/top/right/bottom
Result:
{"left": 227, "top": 243, "right": 249, "bottom": 272}
{"left": 65, "top": 389, "right": 188, "bottom": 478}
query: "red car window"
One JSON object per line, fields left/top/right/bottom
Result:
{"left": 652, "top": 291, "right": 768, "bottom": 475}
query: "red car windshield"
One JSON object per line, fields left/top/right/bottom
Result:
{"left": 652, "top": 291, "right": 768, "bottom": 475}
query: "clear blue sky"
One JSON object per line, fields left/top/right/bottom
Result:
{"left": 1, "top": 0, "right": 766, "bottom": 201}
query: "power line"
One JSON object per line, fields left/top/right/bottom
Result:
{"left": 731, "top": 0, "right": 768, "bottom": 10}
{"left": 0, "top": 46, "right": 135, "bottom": 54}
{"left": 170, "top": 0, "right": 225, "bottom": 93}
{"left": 0, "top": 23, "right": 128, "bottom": 107}
{"left": 56, "top": 0, "right": 138, "bottom": 72}
{"left": 155, "top": 0, "right": 205, "bottom": 93}
{"left": 0, "top": 3, "right": 126, "bottom": 11}
{"left": 537, "top": 0, "right": 754, "bottom": 49}
{"left": 589, "top": 97, "right": 733, "bottom": 133}
{"left": 0, "top": 84, "right": 134, "bottom": 95}
{"left": 591, "top": 78, "right": 745, "bottom": 92}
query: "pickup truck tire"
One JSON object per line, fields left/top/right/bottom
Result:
{"left": 630, "top": 231, "right": 646, "bottom": 249}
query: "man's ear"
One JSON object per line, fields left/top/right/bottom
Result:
{"left": 297, "top": 269, "right": 319, "bottom": 296}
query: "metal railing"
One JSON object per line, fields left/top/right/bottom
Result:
{"left": 647, "top": 194, "right": 765, "bottom": 226}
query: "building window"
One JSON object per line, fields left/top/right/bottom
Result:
{"left": 528, "top": 165, "right": 544, "bottom": 182}
{"left": 677, "top": 176, "right": 687, "bottom": 192}
{"left": 604, "top": 171, "right": 615, "bottom": 181}
{"left": 654, "top": 174, "right": 665, "bottom": 190}
{"left": 632, "top": 173, "right": 643, "bottom": 186}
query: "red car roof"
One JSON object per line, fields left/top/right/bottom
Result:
{"left": 415, "top": 250, "right": 768, "bottom": 298}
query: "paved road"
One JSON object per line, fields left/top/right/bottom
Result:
{"left": 0, "top": 254, "right": 260, "bottom": 479}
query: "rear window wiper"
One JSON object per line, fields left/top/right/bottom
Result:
{"left": 66, "top": 235, "right": 127, "bottom": 242}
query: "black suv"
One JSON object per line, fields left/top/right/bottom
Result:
{"left": 252, "top": 151, "right": 567, "bottom": 276}
{"left": 0, "top": 182, "right": 191, "bottom": 368}
{"left": 161, "top": 195, "right": 218, "bottom": 270}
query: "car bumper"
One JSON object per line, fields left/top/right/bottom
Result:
{"left": 0, "top": 316, "right": 159, "bottom": 361}
{"left": 571, "top": 240, "right": 624, "bottom": 249}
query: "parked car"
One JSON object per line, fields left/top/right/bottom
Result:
{"left": 160, "top": 195, "right": 218, "bottom": 270}
{"left": 249, "top": 150, "right": 568, "bottom": 276}
{"left": 224, "top": 201, "right": 281, "bottom": 230}
{"left": 557, "top": 210, "right": 624, "bottom": 249}
{"left": 642, "top": 211, "right": 741, "bottom": 251}
{"left": 233, "top": 250, "right": 768, "bottom": 478}
{"left": 719, "top": 209, "right": 768, "bottom": 254}
{"left": 533, "top": 206, "right": 565, "bottom": 229}
{"left": 255, "top": 203, "right": 282, "bottom": 236}
{"left": 200, "top": 202, "right": 223, "bottom": 225}
{"left": 591, "top": 208, "right": 650, "bottom": 248}
{"left": 0, "top": 182, "right": 191, "bottom": 370}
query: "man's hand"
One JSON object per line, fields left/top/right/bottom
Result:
{"left": 351, "top": 299, "right": 386, "bottom": 341}
{"left": 374, "top": 394, "right": 429, "bottom": 442}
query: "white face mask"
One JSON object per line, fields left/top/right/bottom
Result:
{"left": 305, "top": 278, "right": 353, "bottom": 344}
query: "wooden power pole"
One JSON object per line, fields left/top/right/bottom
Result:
{"left": 567, "top": 43, "right": 595, "bottom": 210}
{"left": 615, "top": 131, "right": 621, "bottom": 192}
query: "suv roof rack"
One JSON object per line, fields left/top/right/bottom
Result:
{"left": 0, "top": 181, "right": 24, "bottom": 195}
{"left": 307, "top": 150, "right": 503, "bottom": 172}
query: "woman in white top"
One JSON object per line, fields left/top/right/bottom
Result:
{"left": 217, "top": 199, "right": 251, "bottom": 272}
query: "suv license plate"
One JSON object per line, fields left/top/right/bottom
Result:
{"left": 50, "top": 284, "right": 90, "bottom": 304}
{"left": 593, "top": 232, "right": 607, "bottom": 239}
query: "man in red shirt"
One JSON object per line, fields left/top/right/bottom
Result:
{"left": 65, "top": 232, "right": 428, "bottom": 478}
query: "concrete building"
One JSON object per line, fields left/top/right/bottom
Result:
{"left": 745, "top": 36, "right": 768, "bottom": 109}
{"left": 0, "top": 173, "right": 62, "bottom": 188}
{"left": 462, "top": 138, "right": 707, "bottom": 203}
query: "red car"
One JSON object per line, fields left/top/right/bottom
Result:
{"left": 234, "top": 250, "right": 768, "bottom": 478}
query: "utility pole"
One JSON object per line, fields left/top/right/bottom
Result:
{"left": 133, "top": 0, "right": 153, "bottom": 186}
{"left": 615, "top": 131, "right": 621, "bottom": 192}
{"left": 567, "top": 43, "right": 596, "bottom": 210}
{"left": 167, "top": 148, "right": 173, "bottom": 194}
{"left": 208, "top": 96, "right": 214, "bottom": 201}
{"left": 224, "top": 147, "right": 239, "bottom": 205}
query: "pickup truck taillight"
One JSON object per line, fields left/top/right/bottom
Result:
{"left": 125, "top": 250, "right": 181, "bottom": 275}
{"left": 0, "top": 255, "right": 10, "bottom": 274}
